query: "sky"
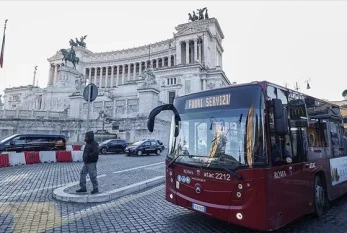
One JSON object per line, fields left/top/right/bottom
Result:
{"left": 0, "top": 0, "right": 347, "bottom": 101}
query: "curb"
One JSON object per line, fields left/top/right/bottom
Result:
{"left": 53, "top": 176, "right": 165, "bottom": 203}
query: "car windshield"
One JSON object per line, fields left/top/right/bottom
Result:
{"left": 132, "top": 141, "right": 144, "bottom": 146}
{"left": 167, "top": 86, "right": 267, "bottom": 170}
{"left": 102, "top": 139, "right": 112, "bottom": 144}
{"left": 0, "top": 134, "right": 18, "bottom": 144}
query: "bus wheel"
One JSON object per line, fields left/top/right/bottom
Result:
{"left": 313, "top": 175, "right": 327, "bottom": 217}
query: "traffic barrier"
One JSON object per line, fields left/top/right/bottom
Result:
{"left": 56, "top": 151, "right": 73, "bottom": 162}
{"left": 0, "top": 153, "right": 10, "bottom": 167}
{"left": 72, "top": 151, "right": 83, "bottom": 162}
{"left": 8, "top": 152, "right": 26, "bottom": 166}
{"left": 72, "top": 145, "right": 82, "bottom": 151}
{"left": 39, "top": 151, "right": 57, "bottom": 163}
{"left": 66, "top": 145, "right": 73, "bottom": 151}
{"left": 0, "top": 144, "right": 88, "bottom": 168}
{"left": 24, "top": 151, "right": 40, "bottom": 164}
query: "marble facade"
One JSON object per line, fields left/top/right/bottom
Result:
{"left": 2, "top": 17, "right": 230, "bottom": 144}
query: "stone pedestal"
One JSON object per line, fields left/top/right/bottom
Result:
{"left": 56, "top": 66, "right": 83, "bottom": 89}
{"left": 69, "top": 94, "right": 84, "bottom": 119}
{"left": 138, "top": 88, "right": 160, "bottom": 116}
{"left": 42, "top": 66, "right": 85, "bottom": 112}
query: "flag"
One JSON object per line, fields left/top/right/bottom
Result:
{"left": 0, "top": 20, "right": 7, "bottom": 68}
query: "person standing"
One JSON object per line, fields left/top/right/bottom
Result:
{"left": 76, "top": 131, "right": 99, "bottom": 194}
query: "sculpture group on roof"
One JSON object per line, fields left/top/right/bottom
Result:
{"left": 188, "top": 7, "right": 209, "bottom": 22}
{"left": 60, "top": 35, "right": 87, "bottom": 69}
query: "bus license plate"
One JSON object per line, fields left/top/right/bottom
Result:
{"left": 192, "top": 203, "right": 206, "bottom": 213}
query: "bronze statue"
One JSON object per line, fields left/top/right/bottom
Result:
{"left": 60, "top": 47, "right": 79, "bottom": 69}
{"left": 76, "top": 35, "right": 87, "bottom": 47}
{"left": 197, "top": 8, "right": 207, "bottom": 20}
{"left": 205, "top": 9, "right": 209, "bottom": 19}
{"left": 188, "top": 8, "right": 208, "bottom": 22}
{"left": 69, "top": 39, "right": 78, "bottom": 47}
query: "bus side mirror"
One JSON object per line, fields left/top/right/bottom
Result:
{"left": 147, "top": 104, "right": 181, "bottom": 137}
{"left": 272, "top": 99, "right": 288, "bottom": 136}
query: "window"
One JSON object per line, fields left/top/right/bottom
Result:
{"left": 267, "top": 85, "right": 306, "bottom": 165}
{"left": 168, "top": 91, "right": 176, "bottom": 104}
{"left": 167, "top": 78, "right": 177, "bottom": 86}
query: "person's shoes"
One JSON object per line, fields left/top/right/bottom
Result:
{"left": 91, "top": 188, "right": 99, "bottom": 194}
{"left": 76, "top": 189, "right": 87, "bottom": 193}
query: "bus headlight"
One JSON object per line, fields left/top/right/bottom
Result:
{"left": 170, "top": 194, "right": 173, "bottom": 199}
{"left": 236, "top": 192, "right": 242, "bottom": 198}
{"left": 238, "top": 184, "right": 243, "bottom": 189}
{"left": 236, "top": 213, "right": 243, "bottom": 220}
{"left": 170, "top": 178, "right": 173, "bottom": 182}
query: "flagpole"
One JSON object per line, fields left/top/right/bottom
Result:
{"left": 0, "top": 19, "right": 8, "bottom": 68}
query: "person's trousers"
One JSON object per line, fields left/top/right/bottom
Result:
{"left": 79, "top": 163, "right": 98, "bottom": 190}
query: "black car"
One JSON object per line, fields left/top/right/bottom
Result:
{"left": 0, "top": 134, "right": 66, "bottom": 152}
{"left": 156, "top": 140, "right": 165, "bottom": 151}
{"left": 125, "top": 139, "right": 162, "bottom": 156}
{"left": 99, "top": 139, "right": 128, "bottom": 154}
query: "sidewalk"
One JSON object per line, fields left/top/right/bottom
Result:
{"left": 53, "top": 162, "right": 165, "bottom": 203}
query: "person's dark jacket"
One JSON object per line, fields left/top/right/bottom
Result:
{"left": 83, "top": 131, "right": 99, "bottom": 164}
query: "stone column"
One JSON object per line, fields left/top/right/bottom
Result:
{"left": 133, "top": 63, "right": 136, "bottom": 80}
{"left": 139, "top": 63, "right": 142, "bottom": 77}
{"left": 48, "top": 65, "right": 53, "bottom": 86}
{"left": 176, "top": 40, "right": 181, "bottom": 65}
{"left": 168, "top": 52, "right": 171, "bottom": 67}
{"left": 203, "top": 79, "right": 207, "bottom": 90}
{"left": 128, "top": 64, "right": 131, "bottom": 81}
{"left": 105, "top": 67, "right": 108, "bottom": 88}
{"left": 116, "top": 66, "right": 119, "bottom": 86}
{"left": 157, "top": 59, "right": 160, "bottom": 68}
{"left": 88, "top": 68, "right": 91, "bottom": 84}
{"left": 53, "top": 65, "right": 58, "bottom": 84}
{"left": 111, "top": 66, "right": 114, "bottom": 87}
{"left": 122, "top": 65, "right": 125, "bottom": 84}
{"left": 194, "top": 39, "right": 198, "bottom": 63}
{"left": 185, "top": 40, "right": 190, "bottom": 64}
{"left": 96, "top": 67, "right": 100, "bottom": 87}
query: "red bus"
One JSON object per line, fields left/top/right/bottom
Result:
{"left": 147, "top": 81, "right": 347, "bottom": 231}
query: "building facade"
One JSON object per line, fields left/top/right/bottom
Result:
{"left": 2, "top": 16, "right": 230, "bottom": 144}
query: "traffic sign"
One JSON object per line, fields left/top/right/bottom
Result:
{"left": 83, "top": 84, "right": 98, "bottom": 102}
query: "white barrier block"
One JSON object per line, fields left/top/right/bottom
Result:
{"left": 81, "top": 145, "right": 85, "bottom": 151}
{"left": 66, "top": 145, "right": 73, "bottom": 151}
{"left": 72, "top": 151, "right": 83, "bottom": 162}
{"left": 8, "top": 152, "right": 26, "bottom": 166}
{"left": 39, "top": 151, "right": 57, "bottom": 163}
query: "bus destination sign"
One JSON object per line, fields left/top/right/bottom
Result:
{"left": 185, "top": 94, "right": 231, "bottom": 109}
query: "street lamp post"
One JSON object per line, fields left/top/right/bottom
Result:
{"left": 283, "top": 77, "right": 311, "bottom": 91}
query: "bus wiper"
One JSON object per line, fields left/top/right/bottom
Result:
{"left": 214, "top": 160, "right": 243, "bottom": 180}
{"left": 168, "top": 154, "right": 191, "bottom": 168}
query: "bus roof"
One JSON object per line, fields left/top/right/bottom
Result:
{"left": 176, "top": 80, "right": 342, "bottom": 110}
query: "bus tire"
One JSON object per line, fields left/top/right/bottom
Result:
{"left": 313, "top": 174, "right": 328, "bottom": 217}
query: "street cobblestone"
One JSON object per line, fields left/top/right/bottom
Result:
{"left": 1, "top": 153, "right": 347, "bottom": 232}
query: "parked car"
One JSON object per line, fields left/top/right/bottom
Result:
{"left": 142, "top": 139, "right": 165, "bottom": 151}
{"left": 125, "top": 139, "right": 162, "bottom": 156}
{"left": 156, "top": 140, "right": 165, "bottom": 151}
{"left": 0, "top": 134, "right": 66, "bottom": 152}
{"left": 99, "top": 139, "right": 128, "bottom": 154}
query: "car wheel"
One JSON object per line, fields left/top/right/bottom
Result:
{"left": 101, "top": 148, "right": 107, "bottom": 154}
{"left": 156, "top": 149, "right": 161, "bottom": 155}
{"left": 137, "top": 150, "right": 142, "bottom": 156}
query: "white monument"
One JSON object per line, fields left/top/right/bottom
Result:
{"left": 2, "top": 10, "right": 230, "bottom": 144}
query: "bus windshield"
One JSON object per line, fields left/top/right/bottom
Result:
{"left": 167, "top": 85, "right": 267, "bottom": 170}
